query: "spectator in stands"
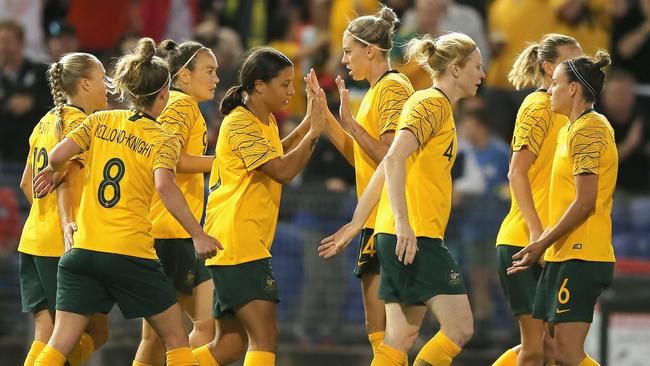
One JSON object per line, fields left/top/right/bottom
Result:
{"left": 45, "top": 20, "right": 79, "bottom": 62}
{"left": 0, "top": 20, "right": 51, "bottom": 167}
{"left": 612, "top": 0, "right": 650, "bottom": 86}
{"left": 599, "top": 69, "right": 650, "bottom": 194}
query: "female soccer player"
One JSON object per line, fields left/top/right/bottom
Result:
{"left": 32, "top": 38, "right": 219, "bottom": 366}
{"left": 191, "top": 47, "right": 325, "bottom": 366}
{"left": 134, "top": 39, "right": 219, "bottom": 366}
{"left": 18, "top": 52, "right": 109, "bottom": 366}
{"left": 508, "top": 51, "right": 616, "bottom": 366}
{"left": 309, "top": 5, "right": 414, "bottom": 353}
{"left": 319, "top": 32, "right": 484, "bottom": 366}
{"left": 493, "top": 34, "right": 582, "bottom": 366}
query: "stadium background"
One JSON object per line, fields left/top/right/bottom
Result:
{"left": 1, "top": 0, "right": 650, "bottom": 365}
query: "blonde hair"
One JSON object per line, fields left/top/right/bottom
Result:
{"left": 47, "top": 53, "right": 100, "bottom": 139}
{"left": 346, "top": 6, "right": 399, "bottom": 52}
{"left": 110, "top": 37, "right": 170, "bottom": 110}
{"left": 405, "top": 32, "right": 477, "bottom": 79}
{"left": 508, "top": 33, "right": 579, "bottom": 90}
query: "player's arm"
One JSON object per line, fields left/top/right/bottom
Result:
{"left": 176, "top": 153, "right": 215, "bottom": 174}
{"left": 20, "top": 163, "right": 33, "bottom": 204}
{"left": 384, "top": 129, "right": 421, "bottom": 264}
{"left": 33, "top": 138, "right": 83, "bottom": 196}
{"left": 508, "top": 148, "right": 543, "bottom": 241}
{"left": 56, "top": 161, "right": 83, "bottom": 251}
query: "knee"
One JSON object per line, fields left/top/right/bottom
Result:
{"left": 384, "top": 328, "right": 419, "bottom": 352}
{"left": 443, "top": 320, "right": 473, "bottom": 348}
{"left": 213, "top": 335, "right": 246, "bottom": 364}
{"left": 88, "top": 326, "right": 110, "bottom": 349}
{"left": 247, "top": 324, "right": 278, "bottom": 352}
{"left": 189, "top": 319, "right": 215, "bottom": 348}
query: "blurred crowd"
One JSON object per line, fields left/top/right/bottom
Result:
{"left": 1, "top": 0, "right": 650, "bottom": 350}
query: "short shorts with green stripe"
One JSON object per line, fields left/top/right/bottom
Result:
{"left": 154, "top": 238, "right": 212, "bottom": 295}
{"left": 354, "top": 228, "right": 380, "bottom": 278}
{"left": 56, "top": 248, "right": 177, "bottom": 319}
{"left": 375, "top": 234, "right": 467, "bottom": 305}
{"left": 532, "top": 259, "right": 614, "bottom": 323}
{"left": 497, "top": 244, "right": 543, "bottom": 316}
{"left": 209, "top": 258, "right": 279, "bottom": 318}
{"left": 19, "top": 253, "right": 60, "bottom": 314}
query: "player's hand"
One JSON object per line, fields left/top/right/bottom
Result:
{"left": 63, "top": 222, "right": 78, "bottom": 252}
{"left": 335, "top": 75, "right": 357, "bottom": 132}
{"left": 193, "top": 232, "right": 222, "bottom": 260}
{"left": 395, "top": 219, "right": 418, "bottom": 265}
{"left": 309, "top": 88, "right": 327, "bottom": 134}
{"left": 33, "top": 165, "right": 56, "bottom": 197}
{"left": 507, "top": 240, "right": 546, "bottom": 275}
{"left": 319, "top": 222, "right": 362, "bottom": 259}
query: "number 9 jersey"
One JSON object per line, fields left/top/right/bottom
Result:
{"left": 66, "top": 110, "right": 181, "bottom": 259}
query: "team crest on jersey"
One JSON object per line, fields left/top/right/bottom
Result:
{"left": 448, "top": 270, "right": 462, "bottom": 285}
{"left": 264, "top": 275, "right": 277, "bottom": 291}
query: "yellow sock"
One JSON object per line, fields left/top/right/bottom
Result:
{"left": 132, "top": 362, "right": 154, "bottom": 366}
{"left": 370, "top": 343, "right": 407, "bottom": 366}
{"left": 414, "top": 331, "right": 461, "bottom": 366}
{"left": 243, "top": 351, "right": 275, "bottom": 366}
{"left": 67, "top": 332, "right": 95, "bottom": 366}
{"left": 166, "top": 347, "right": 197, "bottom": 366}
{"left": 192, "top": 345, "right": 219, "bottom": 366}
{"left": 579, "top": 355, "right": 600, "bottom": 366}
{"left": 34, "top": 345, "right": 66, "bottom": 366}
{"left": 492, "top": 348, "right": 518, "bottom": 366}
{"left": 25, "top": 340, "right": 47, "bottom": 366}
{"left": 368, "top": 331, "right": 385, "bottom": 355}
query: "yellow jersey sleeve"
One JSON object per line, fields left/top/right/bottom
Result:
{"left": 63, "top": 111, "right": 88, "bottom": 165}
{"left": 377, "top": 79, "right": 412, "bottom": 135}
{"left": 225, "top": 118, "right": 282, "bottom": 171}
{"left": 399, "top": 97, "right": 448, "bottom": 146}
{"left": 66, "top": 113, "right": 98, "bottom": 151}
{"left": 152, "top": 133, "right": 182, "bottom": 173}
{"left": 569, "top": 123, "right": 608, "bottom": 176}
{"left": 158, "top": 94, "right": 199, "bottom": 149}
{"left": 512, "top": 102, "right": 552, "bottom": 156}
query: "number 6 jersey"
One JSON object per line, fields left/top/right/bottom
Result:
{"left": 66, "top": 110, "right": 181, "bottom": 259}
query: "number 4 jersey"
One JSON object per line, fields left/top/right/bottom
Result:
{"left": 19, "top": 105, "right": 87, "bottom": 257}
{"left": 373, "top": 88, "right": 457, "bottom": 240}
{"left": 66, "top": 110, "right": 181, "bottom": 259}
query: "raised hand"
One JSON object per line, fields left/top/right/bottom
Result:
{"left": 335, "top": 75, "right": 355, "bottom": 131}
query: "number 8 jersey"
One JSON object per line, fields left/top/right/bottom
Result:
{"left": 66, "top": 110, "right": 181, "bottom": 259}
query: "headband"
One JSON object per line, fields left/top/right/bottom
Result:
{"left": 567, "top": 59, "right": 597, "bottom": 98}
{"left": 171, "top": 47, "right": 203, "bottom": 79}
{"left": 344, "top": 30, "right": 390, "bottom": 52}
{"left": 129, "top": 74, "right": 170, "bottom": 97}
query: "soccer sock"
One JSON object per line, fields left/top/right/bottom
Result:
{"left": 243, "top": 351, "right": 275, "bottom": 366}
{"left": 492, "top": 347, "right": 518, "bottom": 366}
{"left": 166, "top": 347, "right": 197, "bottom": 366}
{"left": 24, "top": 340, "right": 47, "bottom": 366}
{"left": 67, "top": 332, "right": 95, "bottom": 366}
{"left": 579, "top": 355, "right": 600, "bottom": 366}
{"left": 132, "top": 362, "right": 154, "bottom": 366}
{"left": 192, "top": 345, "right": 219, "bottom": 366}
{"left": 413, "top": 331, "right": 461, "bottom": 366}
{"left": 368, "top": 331, "right": 385, "bottom": 355}
{"left": 34, "top": 345, "right": 66, "bottom": 366}
{"left": 370, "top": 343, "right": 407, "bottom": 366}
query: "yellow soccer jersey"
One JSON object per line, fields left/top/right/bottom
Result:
{"left": 374, "top": 88, "right": 457, "bottom": 239}
{"left": 67, "top": 110, "right": 181, "bottom": 259}
{"left": 204, "top": 106, "right": 284, "bottom": 266}
{"left": 496, "top": 91, "right": 568, "bottom": 247}
{"left": 149, "top": 90, "right": 208, "bottom": 239}
{"left": 18, "top": 105, "right": 87, "bottom": 257}
{"left": 544, "top": 111, "right": 617, "bottom": 263}
{"left": 354, "top": 71, "right": 414, "bottom": 229}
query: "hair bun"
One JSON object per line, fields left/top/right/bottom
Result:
{"left": 593, "top": 49, "right": 611, "bottom": 70}
{"left": 378, "top": 6, "right": 398, "bottom": 26}
{"left": 135, "top": 37, "right": 156, "bottom": 62}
